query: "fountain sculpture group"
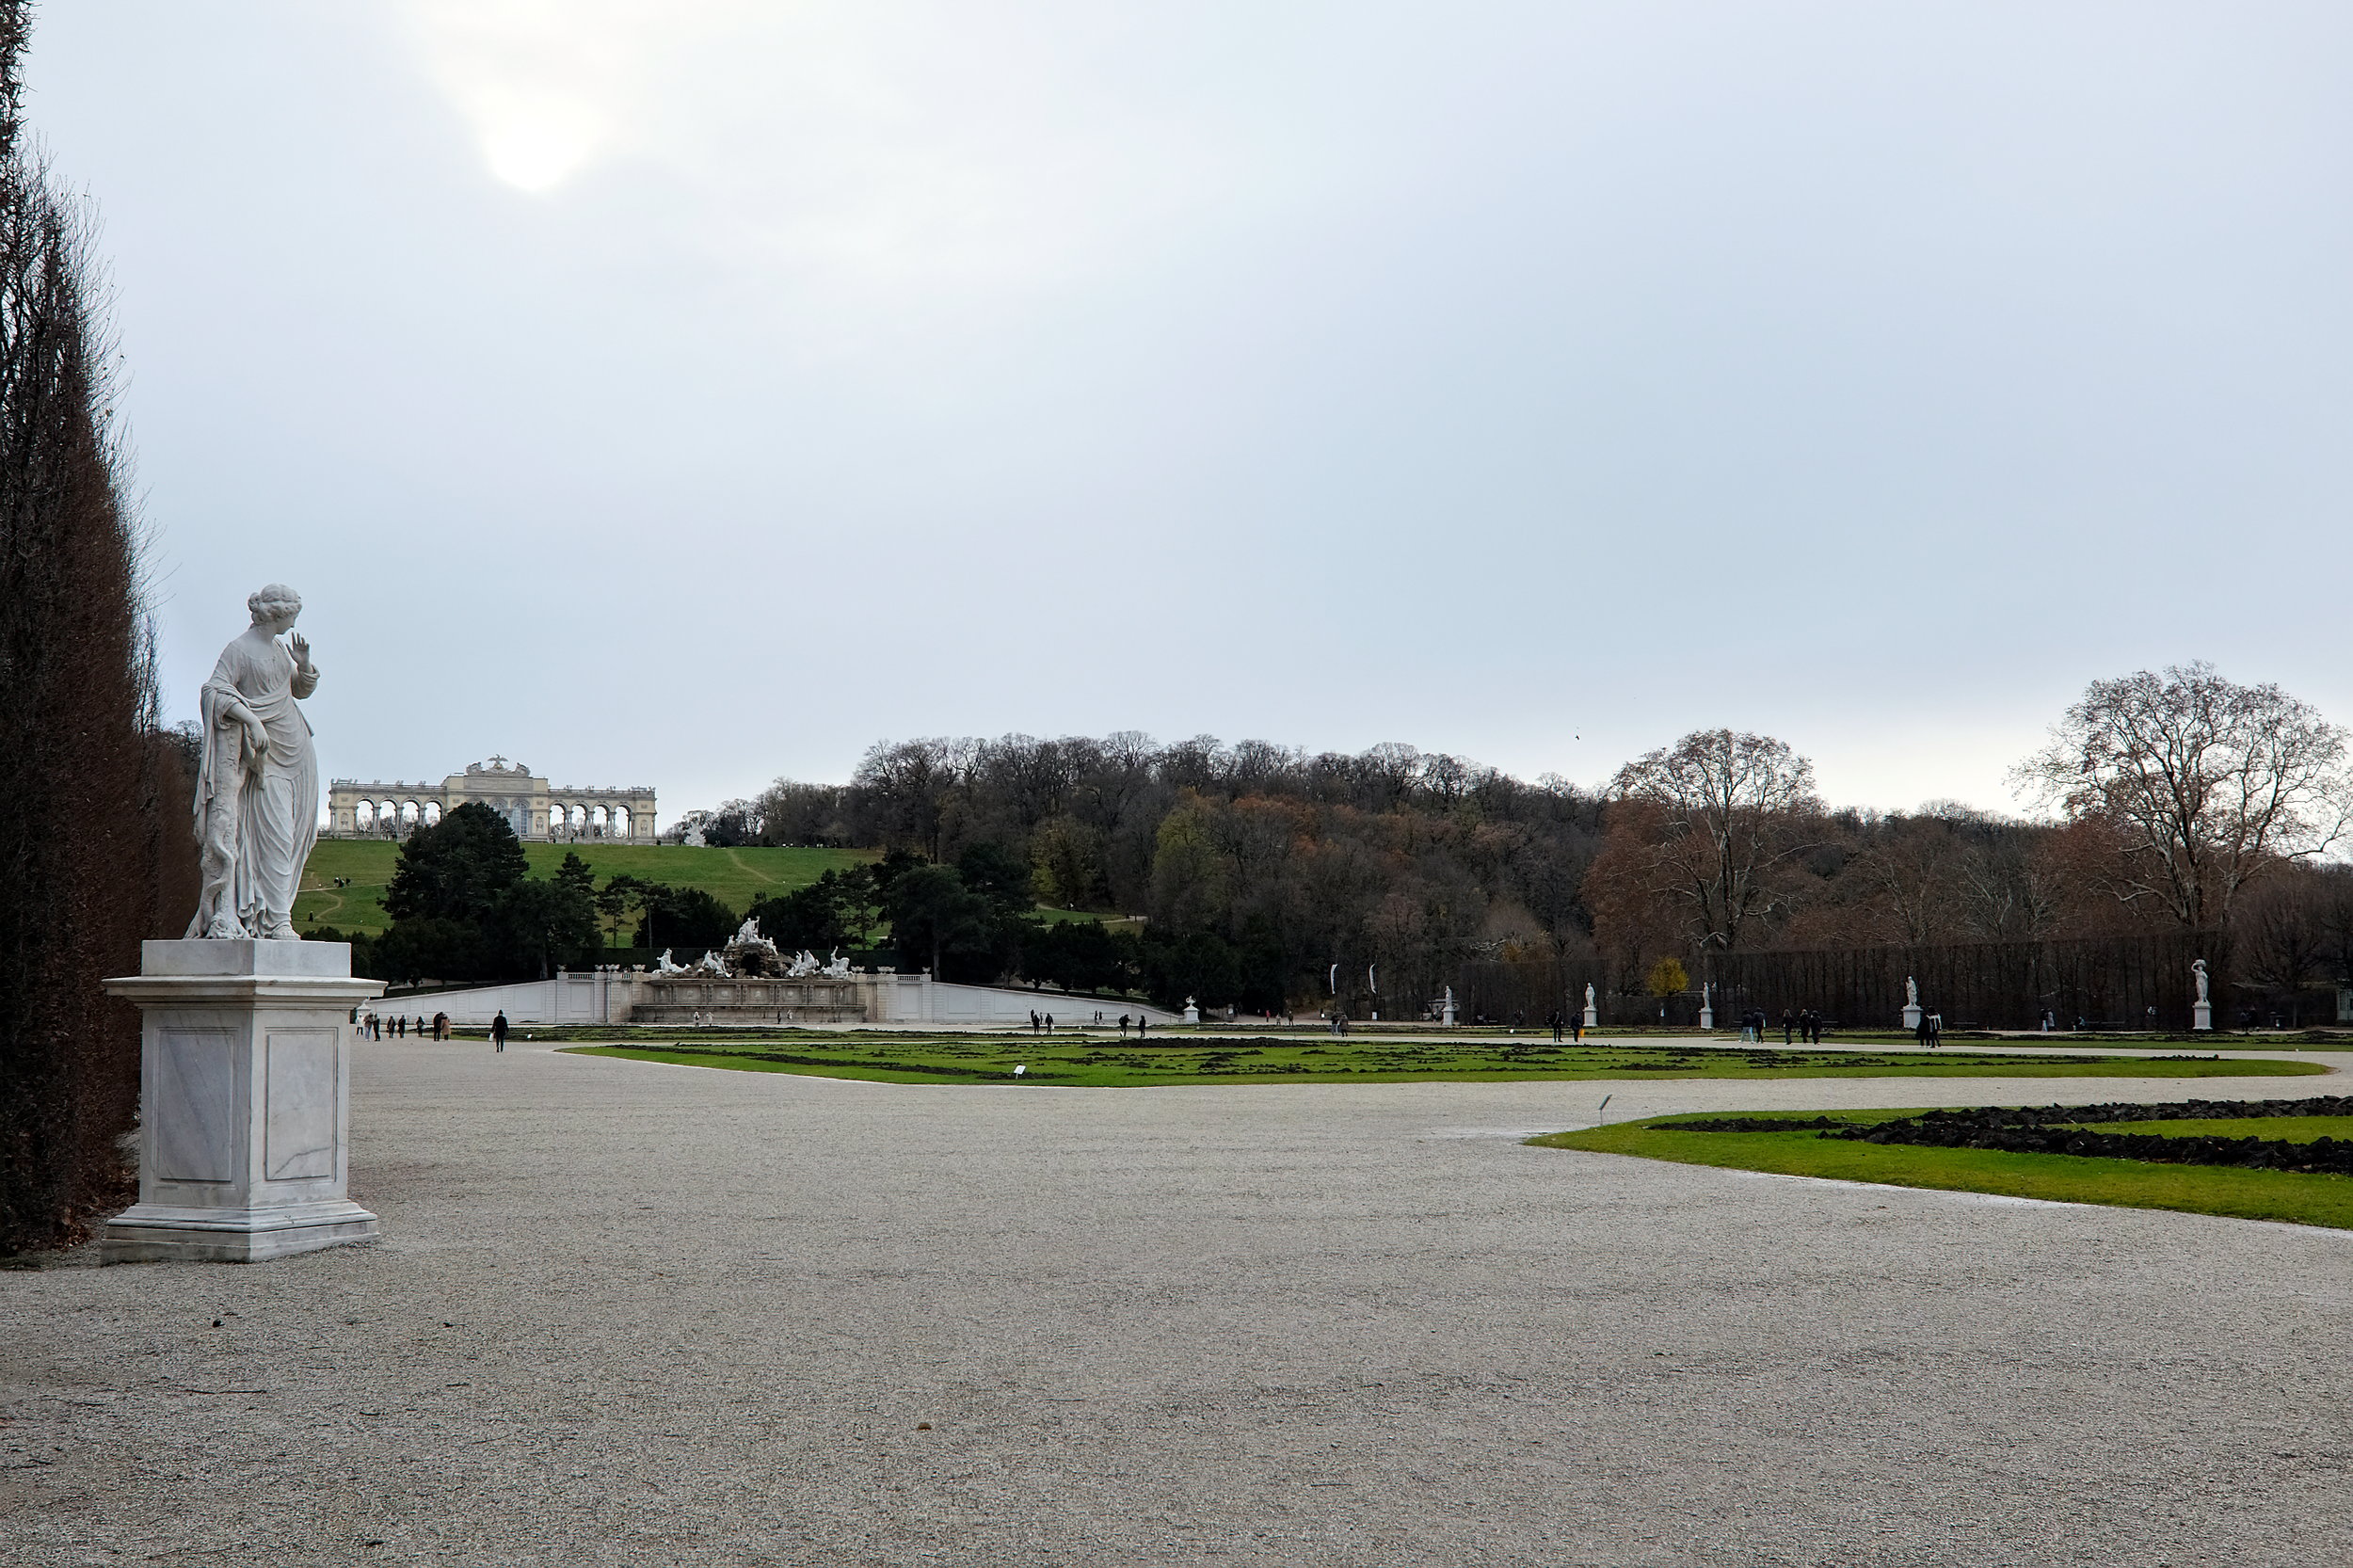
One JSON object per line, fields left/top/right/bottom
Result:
{"left": 633, "top": 918, "right": 866, "bottom": 1024}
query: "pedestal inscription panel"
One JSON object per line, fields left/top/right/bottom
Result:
{"left": 264, "top": 1029, "right": 337, "bottom": 1180}
{"left": 153, "top": 1029, "right": 237, "bottom": 1184}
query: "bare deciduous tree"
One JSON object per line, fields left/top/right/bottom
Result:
{"left": 1605, "top": 729, "right": 1822, "bottom": 952}
{"left": 2012, "top": 663, "right": 2352, "bottom": 930}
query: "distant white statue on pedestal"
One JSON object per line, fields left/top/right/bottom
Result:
{"left": 2192, "top": 957, "right": 2213, "bottom": 1032}
{"left": 1441, "top": 985, "right": 1456, "bottom": 1027}
{"left": 1901, "top": 974, "right": 1923, "bottom": 1032}
{"left": 654, "top": 949, "right": 684, "bottom": 975}
{"left": 1183, "top": 995, "right": 1200, "bottom": 1024}
{"left": 1698, "top": 981, "right": 1714, "bottom": 1032}
{"left": 1583, "top": 983, "right": 1599, "bottom": 1030}
{"left": 188, "top": 584, "right": 319, "bottom": 940}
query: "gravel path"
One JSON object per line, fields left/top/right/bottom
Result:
{"left": 6, "top": 1042, "right": 2350, "bottom": 1567}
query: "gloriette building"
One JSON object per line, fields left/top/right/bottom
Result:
{"left": 326, "top": 757, "right": 657, "bottom": 842}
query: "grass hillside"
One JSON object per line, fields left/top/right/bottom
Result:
{"left": 296, "top": 840, "right": 875, "bottom": 936}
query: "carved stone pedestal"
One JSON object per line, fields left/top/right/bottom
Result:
{"left": 102, "top": 940, "right": 384, "bottom": 1263}
{"left": 1902, "top": 1004, "right": 1924, "bottom": 1032}
{"left": 2193, "top": 1001, "right": 2213, "bottom": 1032}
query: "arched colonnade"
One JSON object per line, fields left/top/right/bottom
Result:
{"left": 350, "top": 797, "right": 441, "bottom": 835}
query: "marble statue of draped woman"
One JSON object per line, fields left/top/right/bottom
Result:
{"left": 188, "top": 584, "right": 320, "bottom": 939}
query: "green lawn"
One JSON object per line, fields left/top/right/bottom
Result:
{"left": 296, "top": 840, "right": 875, "bottom": 936}
{"left": 1529, "top": 1109, "right": 2353, "bottom": 1229}
{"left": 557, "top": 1033, "right": 2326, "bottom": 1089}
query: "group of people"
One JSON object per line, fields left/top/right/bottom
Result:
{"left": 351, "top": 1008, "right": 511, "bottom": 1048}
{"left": 1023, "top": 1010, "right": 1152, "bottom": 1035}
{"left": 1545, "top": 1011, "right": 1586, "bottom": 1043}
{"left": 356, "top": 1009, "right": 450, "bottom": 1040}
{"left": 1737, "top": 1008, "right": 1828, "bottom": 1045}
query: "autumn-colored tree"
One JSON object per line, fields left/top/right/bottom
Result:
{"left": 2013, "top": 663, "right": 2352, "bottom": 930}
{"left": 1602, "top": 729, "right": 1823, "bottom": 953}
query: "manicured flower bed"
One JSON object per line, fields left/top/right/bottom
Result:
{"left": 1663, "top": 1096, "right": 2353, "bottom": 1176}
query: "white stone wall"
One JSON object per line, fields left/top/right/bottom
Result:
{"left": 917, "top": 981, "right": 1178, "bottom": 1026}
{"left": 376, "top": 970, "right": 635, "bottom": 1027}
{"left": 389, "top": 970, "right": 1179, "bottom": 1028}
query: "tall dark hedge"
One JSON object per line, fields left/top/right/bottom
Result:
{"left": 0, "top": 4, "right": 192, "bottom": 1256}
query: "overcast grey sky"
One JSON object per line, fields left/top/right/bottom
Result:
{"left": 28, "top": 3, "right": 2353, "bottom": 822}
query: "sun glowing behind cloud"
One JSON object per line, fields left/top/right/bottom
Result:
{"left": 402, "top": 0, "right": 679, "bottom": 193}
{"left": 475, "top": 95, "right": 601, "bottom": 192}
{"left": 392, "top": 0, "right": 1237, "bottom": 308}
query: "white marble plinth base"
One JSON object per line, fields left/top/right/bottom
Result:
{"left": 1699, "top": 1007, "right": 1714, "bottom": 1031}
{"left": 104, "top": 1199, "right": 379, "bottom": 1262}
{"left": 103, "top": 939, "right": 384, "bottom": 1264}
{"left": 1902, "top": 1004, "right": 1924, "bottom": 1031}
{"left": 2194, "top": 1001, "right": 2213, "bottom": 1032}
{"left": 1583, "top": 1005, "right": 1599, "bottom": 1029}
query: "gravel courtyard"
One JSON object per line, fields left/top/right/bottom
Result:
{"left": 7, "top": 1040, "right": 2350, "bottom": 1567}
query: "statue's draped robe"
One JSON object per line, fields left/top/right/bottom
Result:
{"left": 187, "top": 634, "right": 317, "bottom": 936}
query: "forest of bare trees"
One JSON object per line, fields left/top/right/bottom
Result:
{"left": 687, "top": 664, "right": 2353, "bottom": 1023}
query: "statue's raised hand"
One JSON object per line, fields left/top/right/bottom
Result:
{"left": 289, "top": 632, "right": 311, "bottom": 667}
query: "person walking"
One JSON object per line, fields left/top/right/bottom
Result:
{"left": 1044, "top": 1013, "right": 1054, "bottom": 1033}
{"left": 1913, "top": 1009, "right": 1933, "bottom": 1050}
{"left": 1118, "top": 1014, "right": 1130, "bottom": 1033}
{"left": 1781, "top": 1009, "right": 1794, "bottom": 1047}
{"left": 1928, "top": 1011, "right": 1944, "bottom": 1048}
{"left": 491, "top": 1010, "right": 509, "bottom": 1053}
{"left": 1029, "top": 1010, "right": 1040, "bottom": 1034}
{"left": 433, "top": 1011, "right": 449, "bottom": 1041}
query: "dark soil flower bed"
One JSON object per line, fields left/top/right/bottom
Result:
{"left": 1665, "top": 1096, "right": 2353, "bottom": 1176}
